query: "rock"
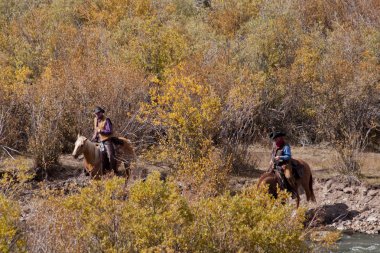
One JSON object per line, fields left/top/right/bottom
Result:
{"left": 324, "top": 180, "right": 333, "bottom": 192}
{"left": 359, "top": 186, "right": 368, "bottom": 196}
{"left": 366, "top": 216, "right": 378, "bottom": 222}
{"left": 359, "top": 205, "right": 370, "bottom": 212}
{"left": 337, "top": 224, "right": 345, "bottom": 230}
{"left": 364, "top": 197, "right": 373, "bottom": 203}
{"left": 367, "top": 190, "right": 378, "bottom": 197}
{"left": 343, "top": 187, "right": 354, "bottom": 194}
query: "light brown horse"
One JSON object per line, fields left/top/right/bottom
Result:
{"left": 72, "top": 134, "right": 135, "bottom": 180}
{"left": 257, "top": 159, "right": 316, "bottom": 208}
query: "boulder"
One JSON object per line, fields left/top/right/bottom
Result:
{"left": 367, "top": 190, "right": 378, "bottom": 197}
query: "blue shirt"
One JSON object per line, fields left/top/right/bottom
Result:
{"left": 279, "top": 144, "right": 291, "bottom": 161}
{"left": 272, "top": 144, "right": 292, "bottom": 163}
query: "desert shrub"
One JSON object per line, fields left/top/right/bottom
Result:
{"left": 27, "top": 172, "right": 192, "bottom": 252}
{"left": 313, "top": 25, "right": 380, "bottom": 175}
{"left": 143, "top": 67, "right": 221, "bottom": 151}
{"left": 25, "top": 172, "right": 308, "bottom": 252}
{"left": 0, "top": 194, "right": 26, "bottom": 252}
{"left": 140, "top": 67, "right": 230, "bottom": 195}
{"left": 297, "top": 0, "right": 380, "bottom": 31}
{"left": 26, "top": 192, "right": 88, "bottom": 253}
{"left": 208, "top": 0, "right": 262, "bottom": 37}
{"left": 0, "top": 157, "right": 35, "bottom": 197}
{"left": 185, "top": 187, "right": 307, "bottom": 252}
{"left": 1, "top": 0, "right": 379, "bottom": 173}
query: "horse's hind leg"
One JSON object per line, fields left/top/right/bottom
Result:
{"left": 308, "top": 174, "right": 316, "bottom": 202}
{"left": 302, "top": 177, "right": 315, "bottom": 202}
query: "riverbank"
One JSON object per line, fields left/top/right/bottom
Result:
{"left": 307, "top": 176, "right": 379, "bottom": 234}
{"left": 230, "top": 144, "right": 380, "bottom": 235}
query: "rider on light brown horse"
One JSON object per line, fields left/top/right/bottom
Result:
{"left": 268, "top": 131, "right": 297, "bottom": 196}
{"left": 91, "top": 106, "right": 117, "bottom": 173}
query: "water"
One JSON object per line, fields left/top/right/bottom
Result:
{"left": 337, "top": 233, "right": 380, "bottom": 252}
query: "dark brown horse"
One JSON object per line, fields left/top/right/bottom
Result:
{"left": 257, "top": 159, "right": 316, "bottom": 208}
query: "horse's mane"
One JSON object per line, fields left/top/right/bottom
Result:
{"left": 82, "top": 138, "right": 100, "bottom": 165}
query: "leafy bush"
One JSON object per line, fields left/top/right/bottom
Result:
{"left": 141, "top": 67, "right": 233, "bottom": 195}
{"left": 0, "top": 194, "right": 25, "bottom": 252}
{"left": 185, "top": 188, "right": 307, "bottom": 252}
{"left": 25, "top": 172, "right": 308, "bottom": 252}
{"left": 0, "top": 157, "right": 35, "bottom": 196}
{"left": 1, "top": 0, "right": 379, "bottom": 175}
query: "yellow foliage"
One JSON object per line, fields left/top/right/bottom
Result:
{"left": 25, "top": 172, "right": 308, "bottom": 252}
{"left": 143, "top": 67, "right": 221, "bottom": 147}
{"left": 187, "top": 187, "right": 307, "bottom": 252}
{"left": 210, "top": 0, "right": 262, "bottom": 36}
{"left": 127, "top": 20, "right": 189, "bottom": 74}
{"left": 141, "top": 67, "right": 227, "bottom": 194}
{"left": 0, "top": 194, "right": 26, "bottom": 252}
{"left": 0, "top": 157, "right": 35, "bottom": 196}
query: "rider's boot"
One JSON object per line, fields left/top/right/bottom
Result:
{"left": 104, "top": 141, "right": 117, "bottom": 173}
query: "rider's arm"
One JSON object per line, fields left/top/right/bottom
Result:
{"left": 91, "top": 118, "right": 98, "bottom": 141}
{"left": 279, "top": 145, "right": 291, "bottom": 161}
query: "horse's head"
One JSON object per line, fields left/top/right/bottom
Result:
{"left": 72, "top": 134, "right": 87, "bottom": 159}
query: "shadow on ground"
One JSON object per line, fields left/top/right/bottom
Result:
{"left": 306, "top": 203, "right": 360, "bottom": 227}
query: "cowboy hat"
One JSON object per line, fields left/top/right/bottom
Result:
{"left": 94, "top": 106, "right": 105, "bottom": 114}
{"left": 269, "top": 131, "right": 286, "bottom": 140}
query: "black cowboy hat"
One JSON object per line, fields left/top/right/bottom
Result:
{"left": 269, "top": 131, "right": 286, "bottom": 140}
{"left": 94, "top": 106, "right": 105, "bottom": 114}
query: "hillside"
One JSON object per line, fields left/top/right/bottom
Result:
{"left": 1, "top": 0, "right": 380, "bottom": 251}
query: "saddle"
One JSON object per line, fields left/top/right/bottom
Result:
{"left": 274, "top": 169, "right": 298, "bottom": 199}
{"left": 109, "top": 137, "right": 124, "bottom": 146}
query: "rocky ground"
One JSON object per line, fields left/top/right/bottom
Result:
{"left": 307, "top": 176, "right": 380, "bottom": 234}
{"left": 229, "top": 174, "right": 380, "bottom": 235}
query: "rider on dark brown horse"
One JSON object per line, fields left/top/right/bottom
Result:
{"left": 268, "top": 131, "right": 296, "bottom": 195}
{"left": 91, "top": 106, "right": 117, "bottom": 173}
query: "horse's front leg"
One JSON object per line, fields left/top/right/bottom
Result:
{"left": 123, "top": 162, "right": 131, "bottom": 181}
{"left": 90, "top": 162, "right": 103, "bottom": 179}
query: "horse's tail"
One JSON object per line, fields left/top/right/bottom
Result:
{"left": 309, "top": 173, "right": 316, "bottom": 202}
